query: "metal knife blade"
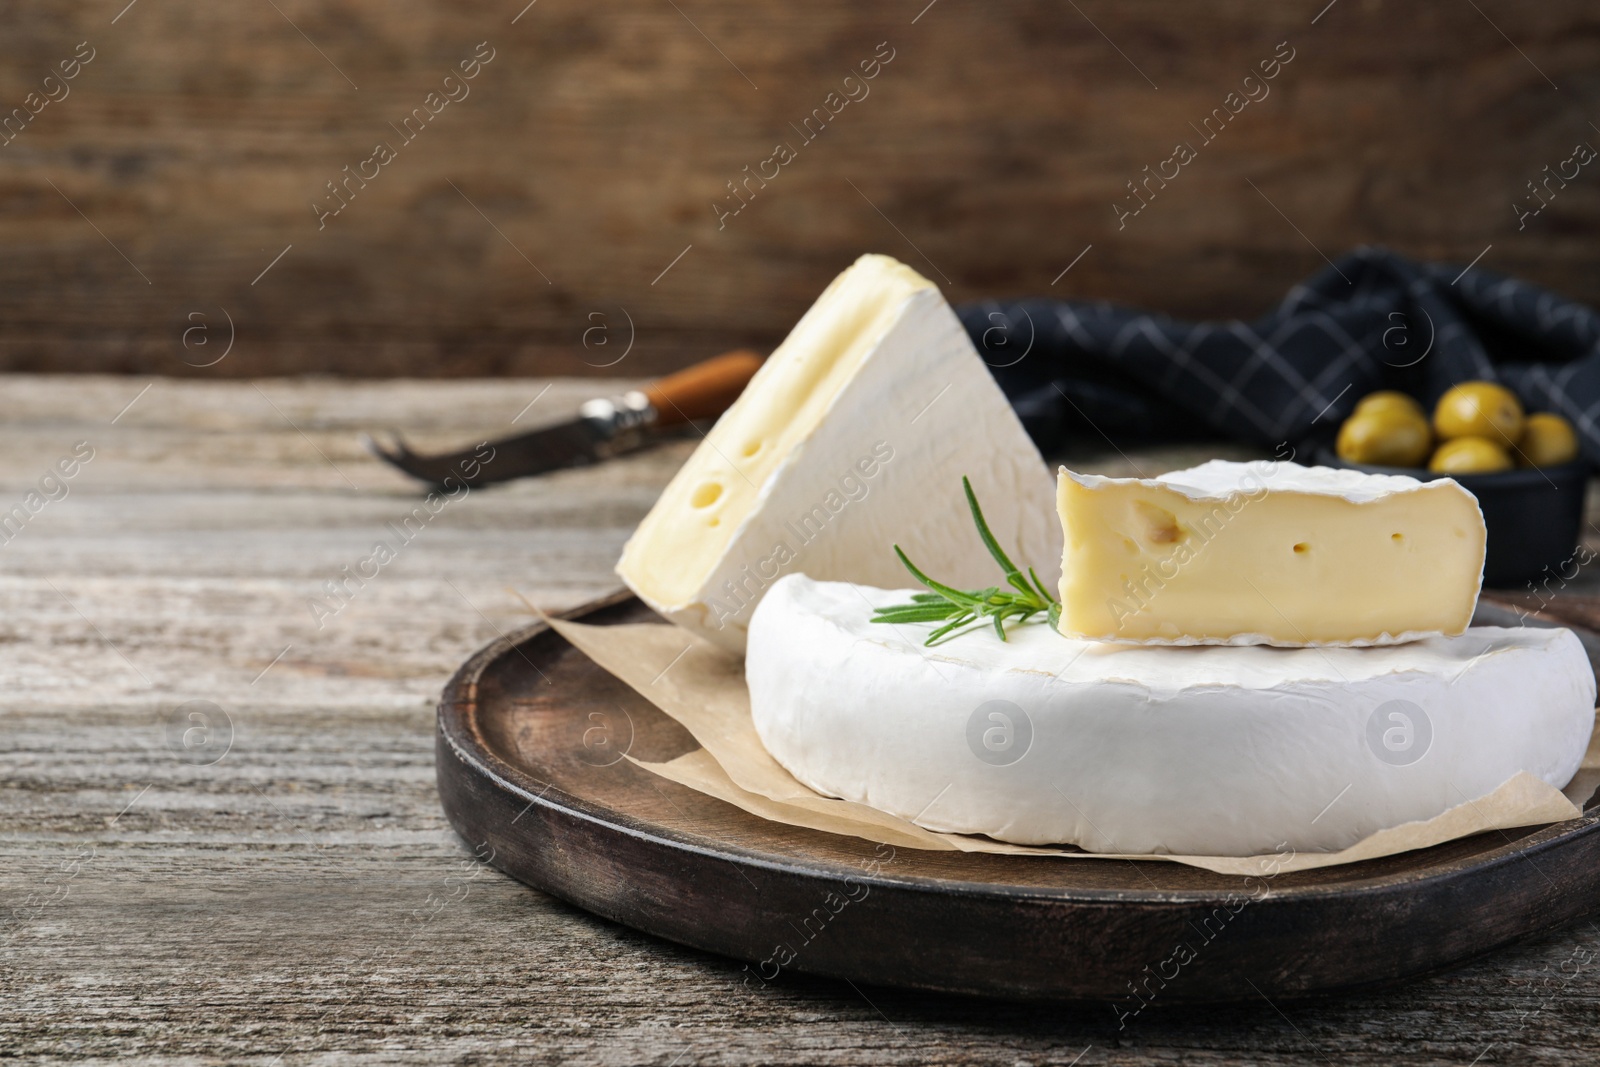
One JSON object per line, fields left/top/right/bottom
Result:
{"left": 365, "top": 350, "right": 764, "bottom": 492}
{"left": 363, "top": 421, "right": 615, "bottom": 491}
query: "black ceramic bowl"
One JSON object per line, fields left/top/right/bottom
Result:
{"left": 1312, "top": 448, "right": 1589, "bottom": 589}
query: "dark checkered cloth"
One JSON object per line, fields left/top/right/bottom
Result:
{"left": 959, "top": 246, "right": 1600, "bottom": 465}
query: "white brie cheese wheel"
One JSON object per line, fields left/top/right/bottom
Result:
{"left": 747, "top": 574, "right": 1596, "bottom": 856}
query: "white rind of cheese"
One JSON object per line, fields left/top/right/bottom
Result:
{"left": 617, "top": 254, "right": 1059, "bottom": 654}
{"left": 747, "top": 574, "right": 1595, "bottom": 856}
{"left": 1056, "top": 459, "right": 1488, "bottom": 647}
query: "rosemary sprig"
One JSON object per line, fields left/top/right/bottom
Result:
{"left": 870, "top": 476, "right": 1060, "bottom": 646}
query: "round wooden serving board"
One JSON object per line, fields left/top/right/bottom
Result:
{"left": 436, "top": 592, "right": 1600, "bottom": 1003}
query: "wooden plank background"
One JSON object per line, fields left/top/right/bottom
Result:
{"left": 0, "top": 0, "right": 1596, "bottom": 378}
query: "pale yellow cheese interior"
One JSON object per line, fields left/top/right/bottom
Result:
{"left": 618, "top": 254, "right": 934, "bottom": 608}
{"left": 1055, "top": 471, "right": 1487, "bottom": 644}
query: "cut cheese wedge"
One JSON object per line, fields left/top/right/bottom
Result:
{"left": 1056, "top": 460, "right": 1487, "bottom": 646}
{"left": 747, "top": 574, "right": 1595, "bottom": 856}
{"left": 617, "top": 253, "right": 1060, "bottom": 654}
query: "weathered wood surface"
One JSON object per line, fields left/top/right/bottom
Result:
{"left": 1, "top": 2, "right": 1598, "bottom": 378}
{"left": 5, "top": 374, "right": 1600, "bottom": 1063}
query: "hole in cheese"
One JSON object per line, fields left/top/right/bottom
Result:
{"left": 741, "top": 441, "right": 763, "bottom": 458}
{"left": 1392, "top": 532, "right": 1404, "bottom": 543}
{"left": 1134, "top": 501, "right": 1183, "bottom": 545}
{"left": 690, "top": 482, "right": 723, "bottom": 509}
{"left": 1293, "top": 542, "right": 1310, "bottom": 554}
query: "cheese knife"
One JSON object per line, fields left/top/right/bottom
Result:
{"left": 364, "top": 349, "right": 764, "bottom": 490}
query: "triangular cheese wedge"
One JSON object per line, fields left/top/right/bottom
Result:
{"left": 617, "top": 253, "right": 1060, "bottom": 653}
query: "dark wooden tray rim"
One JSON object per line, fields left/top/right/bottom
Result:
{"left": 436, "top": 590, "right": 1600, "bottom": 1003}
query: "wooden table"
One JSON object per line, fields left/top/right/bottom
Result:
{"left": 4, "top": 374, "right": 1599, "bottom": 1064}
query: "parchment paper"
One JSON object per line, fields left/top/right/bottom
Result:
{"left": 546, "top": 615, "right": 1593, "bottom": 877}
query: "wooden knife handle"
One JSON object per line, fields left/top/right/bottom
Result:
{"left": 644, "top": 350, "right": 764, "bottom": 426}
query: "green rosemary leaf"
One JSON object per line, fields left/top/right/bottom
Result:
{"left": 1006, "top": 572, "right": 1037, "bottom": 599}
{"left": 927, "top": 612, "right": 979, "bottom": 643}
{"left": 963, "top": 475, "right": 1021, "bottom": 578}
{"left": 892, "top": 545, "right": 978, "bottom": 606}
{"left": 872, "top": 602, "right": 955, "bottom": 616}
{"left": 1029, "top": 566, "right": 1056, "bottom": 605}
{"left": 871, "top": 606, "right": 962, "bottom": 624}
